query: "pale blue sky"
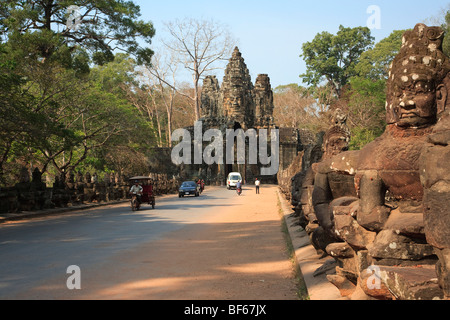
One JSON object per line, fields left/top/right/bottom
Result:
{"left": 133, "top": 0, "right": 450, "bottom": 88}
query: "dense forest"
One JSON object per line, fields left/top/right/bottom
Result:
{"left": 1, "top": 1, "right": 449, "bottom": 187}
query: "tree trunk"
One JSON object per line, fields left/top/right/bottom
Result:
{"left": 151, "top": 97, "right": 163, "bottom": 147}
{"left": 194, "top": 69, "right": 201, "bottom": 121}
{"left": 167, "top": 98, "right": 174, "bottom": 147}
{"left": 44, "top": 0, "right": 54, "bottom": 30}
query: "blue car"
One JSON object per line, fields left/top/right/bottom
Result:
{"left": 179, "top": 181, "right": 200, "bottom": 198}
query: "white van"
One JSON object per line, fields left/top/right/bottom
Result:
{"left": 227, "top": 172, "right": 242, "bottom": 190}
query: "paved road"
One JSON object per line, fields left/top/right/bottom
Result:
{"left": 0, "top": 186, "right": 299, "bottom": 300}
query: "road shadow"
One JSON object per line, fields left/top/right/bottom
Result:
{"left": 0, "top": 185, "right": 300, "bottom": 300}
{"left": 19, "top": 219, "right": 300, "bottom": 300}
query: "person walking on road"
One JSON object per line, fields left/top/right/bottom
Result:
{"left": 255, "top": 178, "right": 261, "bottom": 194}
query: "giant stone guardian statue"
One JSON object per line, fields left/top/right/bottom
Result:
{"left": 312, "top": 24, "right": 450, "bottom": 299}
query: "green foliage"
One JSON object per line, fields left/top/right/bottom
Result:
{"left": 90, "top": 53, "right": 137, "bottom": 96}
{"left": 293, "top": 27, "right": 401, "bottom": 150}
{"left": 343, "top": 29, "right": 407, "bottom": 149}
{"left": 300, "top": 25, "right": 374, "bottom": 97}
{"left": 355, "top": 29, "right": 406, "bottom": 80}
{"left": 348, "top": 76, "right": 386, "bottom": 105}
{"left": 349, "top": 127, "right": 384, "bottom": 151}
{"left": 343, "top": 77, "right": 387, "bottom": 150}
{"left": 0, "top": 1, "right": 158, "bottom": 186}
{"left": 326, "top": 29, "right": 406, "bottom": 150}
{"left": 0, "top": 0, "right": 155, "bottom": 66}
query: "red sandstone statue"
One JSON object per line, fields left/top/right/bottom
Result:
{"left": 312, "top": 24, "right": 450, "bottom": 299}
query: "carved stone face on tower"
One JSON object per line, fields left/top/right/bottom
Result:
{"left": 230, "top": 86, "right": 244, "bottom": 111}
{"left": 221, "top": 47, "right": 255, "bottom": 128}
{"left": 386, "top": 24, "right": 450, "bottom": 128}
{"left": 200, "top": 75, "right": 220, "bottom": 119}
{"left": 254, "top": 74, "right": 275, "bottom": 127}
{"left": 200, "top": 47, "right": 275, "bottom": 130}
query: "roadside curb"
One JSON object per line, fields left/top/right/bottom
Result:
{"left": 277, "top": 189, "right": 341, "bottom": 300}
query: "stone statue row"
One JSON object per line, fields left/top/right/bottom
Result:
{"left": 0, "top": 168, "right": 180, "bottom": 214}
{"left": 288, "top": 24, "right": 449, "bottom": 300}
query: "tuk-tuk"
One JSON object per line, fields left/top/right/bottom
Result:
{"left": 129, "top": 176, "right": 156, "bottom": 210}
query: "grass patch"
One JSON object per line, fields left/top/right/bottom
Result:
{"left": 277, "top": 195, "right": 310, "bottom": 300}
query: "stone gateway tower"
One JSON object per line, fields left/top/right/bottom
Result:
{"left": 200, "top": 47, "right": 275, "bottom": 131}
{"left": 254, "top": 74, "right": 275, "bottom": 129}
{"left": 221, "top": 47, "right": 256, "bottom": 129}
{"left": 179, "top": 47, "right": 300, "bottom": 185}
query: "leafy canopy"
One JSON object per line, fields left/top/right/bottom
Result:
{"left": 300, "top": 25, "right": 374, "bottom": 97}
{"left": 355, "top": 29, "right": 406, "bottom": 80}
{"left": 0, "top": 0, "right": 155, "bottom": 66}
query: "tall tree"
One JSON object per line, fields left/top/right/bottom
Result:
{"left": 273, "top": 84, "right": 326, "bottom": 132}
{"left": 161, "top": 18, "right": 236, "bottom": 121}
{"left": 300, "top": 25, "right": 374, "bottom": 98}
{"left": 16, "top": 56, "right": 140, "bottom": 177}
{"left": 0, "top": 0, "right": 157, "bottom": 184}
{"left": 0, "top": 0, "right": 155, "bottom": 65}
{"left": 140, "top": 52, "right": 179, "bottom": 147}
{"left": 0, "top": 44, "right": 37, "bottom": 185}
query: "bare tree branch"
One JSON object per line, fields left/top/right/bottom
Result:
{"left": 159, "top": 18, "right": 237, "bottom": 121}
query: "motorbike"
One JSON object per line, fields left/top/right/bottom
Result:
{"left": 197, "top": 180, "right": 205, "bottom": 194}
{"left": 131, "top": 193, "right": 141, "bottom": 211}
{"left": 236, "top": 187, "right": 242, "bottom": 196}
{"left": 129, "top": 176, "right": 156, "bottom": 211}
{"left": 130, "top": 193, "right": 141, "bottom": 211}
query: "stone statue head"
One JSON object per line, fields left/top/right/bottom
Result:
{"left": 230, "top": 85, "right": 244, "bottom": 111}
{"left": 324, "top": 127, "right": 350, "bottom": 158}
{"left": 19, "top": 167, "right": 30, "bottom": 183}
{"left": 386, "top": 24, "right": 450, "bottom": 128}
{"left": 323, "top": 109, "right": 350, "bottom": 159}
{"left": 201, "top": 75, "right": 220, "bottom": 119}
{"left": 32, "top": 168, "right": 42, "bottom": 183}
{"left": 67, "top": 170, "right": 75, "bottom": 183}
{"left": 223, "top": 83, "right": 247, "bottom": 124}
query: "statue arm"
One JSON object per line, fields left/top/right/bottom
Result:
{"left": 312, "top": 173, "right": 334, "bottom": 232}
{"left": 357, "top": 170, "right": 390, "bottom": 229}
{"left": 359, "top": 170, "right": 386, "bottom": 213}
